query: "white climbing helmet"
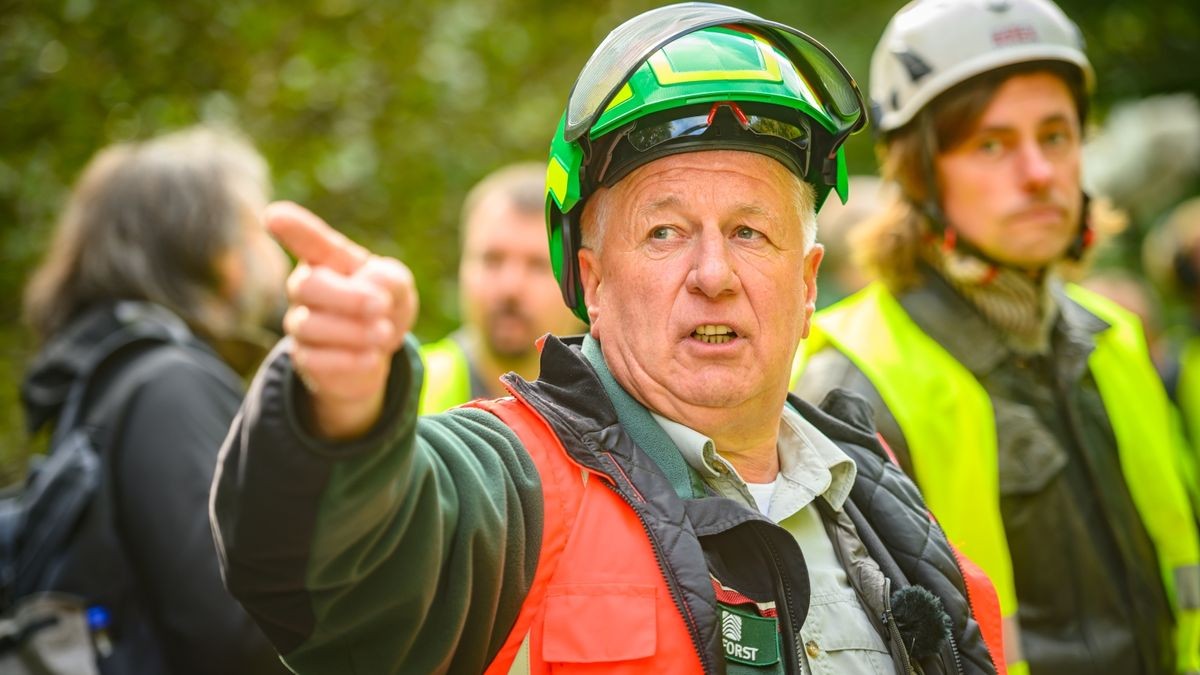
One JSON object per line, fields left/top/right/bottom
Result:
{"left": 870, "top": 0, "right": 1094, "bottom": 133}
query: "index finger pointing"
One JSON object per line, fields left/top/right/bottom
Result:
{"left": 266, "top": 201, "right": 370, "bottom": 275}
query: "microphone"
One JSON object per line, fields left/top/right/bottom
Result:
{"left": 891, "top": 585, "right": 952, "bottom": 662}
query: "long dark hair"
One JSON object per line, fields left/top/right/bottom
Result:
{"left": 23, "top": 126, "right": 269, "bottom": 342}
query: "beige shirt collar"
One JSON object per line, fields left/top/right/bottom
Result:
{"left": 651, "top": 406, "right": 857, "bottom": 518}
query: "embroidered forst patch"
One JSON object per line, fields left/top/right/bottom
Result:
{"left": 719, "top": 603, "right": 780, "bottom": 667}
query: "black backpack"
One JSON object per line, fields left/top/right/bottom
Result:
{"left": 0, "top": 317, "right": 186, "bottom": 674}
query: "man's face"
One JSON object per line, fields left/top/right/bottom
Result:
{"left": 579, "top": 150, "right": 822, "bottom": 424}
{"left": 241, "top": 222, "right": 290, "bottom": 333}
{"left": 220, "top": 199, "right": 290, "bottom": 335}
{"left": 460, "top": 192, "right": 581, "bottom": 360}
{"left": 936, "top": 71, "right": 1082, "bottom": 270}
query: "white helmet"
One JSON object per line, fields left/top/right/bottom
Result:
{"left": 870, "top": 0, "right": 1094, "bottom": 133}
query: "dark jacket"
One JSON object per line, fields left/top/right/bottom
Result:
{"left": 21, "top": 302, "right": 287, "bottom": 675}
{"left": 798, "top": 270, "right": 1176, "bottom": 675}
{"left": 212, "top": 333, "right": 996, "bottom": 674}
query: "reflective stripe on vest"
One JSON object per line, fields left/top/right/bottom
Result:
{"left": 468, "top": 394, "right": 706, "bottom": 674}
{"left": 418, "top": 337, "right": 473, "bottom": 415}
{"left": 798, "top": 282, "right": 1200, "bottom": 673}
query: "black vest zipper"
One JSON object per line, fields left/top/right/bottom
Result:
{"left": 749, "top": 524, "right": 805, "bottom": 673}
{"left": 598, "top": 455, "right": 715, "bottom": 673}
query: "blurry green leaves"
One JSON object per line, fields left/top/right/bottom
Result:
{"left": 0, "top": 0, "right": 1197, "bottom": 353}
{"left": 129, "top": 10, "right": 184, "bottom": 56}
{"left": 36, "top": 40, "right": 67, "bottom": 74}
{"left": 416, "top": 1, "right": 495, "bottom": 105}
{"left": 316, "top": 137, "right": 378, "bottom": 192}
{"left": 200, "top": 91, "right": 242, "bottom": 125}
{"left": 62, "top": 0, "right": 95, "bottom": 23}
{"left": 281, "top": 55, "right": 319, "bottom": 94}
{"left": 0, "top": 0, "right": 1194, "bottom": 474}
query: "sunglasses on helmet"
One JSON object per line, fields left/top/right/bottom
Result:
{"left": 590, "top": 101, "right": 815, "bottom": 189}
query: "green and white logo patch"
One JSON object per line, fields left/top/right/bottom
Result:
{"left": 719, "top": 604, "right": 780, "bottom": 667}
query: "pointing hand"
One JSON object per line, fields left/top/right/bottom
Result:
{"left": 268, "top": 201, "right": 418, "bottom": 439}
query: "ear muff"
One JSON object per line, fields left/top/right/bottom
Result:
{"left": 556, "top": 207, "right": 589, "bottom": 323}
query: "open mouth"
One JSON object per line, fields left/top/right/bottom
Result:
{"left": 692, "top": 324, "right": 737, "bottom": 344}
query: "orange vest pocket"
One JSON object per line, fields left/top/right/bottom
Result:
{"left": 542, "top": 584, "right": 657, "bottom": 663}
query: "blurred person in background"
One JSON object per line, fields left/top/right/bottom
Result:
{"left": 19, "top": 126, "right": 290, "bottom": 674}
{"left": 419, "top": 163, "right": 584, "bottom": 413}
{"left": 812, "top": 175, "right": 891, "bottom": 308}
{"left": 1083, "top": 94, "right": 1200, "bottom": 231}
{"left": 1142, "top": 194, "right": 1200, "bottom": 509}
{"left": 795, "top": 0, "right": 1200, "bottom": 673}
{"left": 1145, "top": 196, "right": 1200, "bottom": 462}
{"left": 1079, "top": 269, "right": 1167, "bottom": 369}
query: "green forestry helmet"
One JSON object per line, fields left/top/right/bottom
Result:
{"left": 545, "top": 2, "right": 868, "bottom": 322}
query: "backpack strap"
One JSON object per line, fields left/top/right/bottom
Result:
{"left": 51, "top": 305, "right": 191, "bottom": 449}
{"left": 4, "top": 309, "right": 193, "bottom": 603}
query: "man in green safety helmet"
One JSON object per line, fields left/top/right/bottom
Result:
{"left": 796, "top": 0, "right": 1200, "bottom": 673}
{"left": 211, "top": 4, "right": 1002, "bottom": 673}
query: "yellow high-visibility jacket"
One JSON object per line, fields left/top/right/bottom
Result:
{"left": 796, "top": 282, "right": 1200, "bottom": 675}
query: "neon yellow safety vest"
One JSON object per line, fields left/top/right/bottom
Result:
{"left": 1180, "top": 338, "right": 1200, "bottom": 445}
{"left": 1177, "top": 336, "right": 1200, "bottom": 511}
{"left": 418, "top": 337, "right": 473, "bottom": 415}
{"left": 795, "top": 282, "right": 1200, "bottom": 675}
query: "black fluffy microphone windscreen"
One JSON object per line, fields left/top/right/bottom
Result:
{"left": 891, "top": 585, "right": 953, "bottom": 662}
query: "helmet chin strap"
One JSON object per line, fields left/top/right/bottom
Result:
{"left": 1064, "top": 191, "right": 1095, "bottom": 261}
{"left": 912, "top": 112, "right": 1093, "bottom": 281}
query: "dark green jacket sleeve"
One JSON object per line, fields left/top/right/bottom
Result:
{"left": 210, "top": 336, "right": 544, "bottom": 675}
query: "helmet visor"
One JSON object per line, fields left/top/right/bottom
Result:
{"left": 564, "top": 2, "right": 866, "bottom": 144}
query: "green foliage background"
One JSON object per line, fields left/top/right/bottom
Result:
{"left": 2, "top": 0, "right": 1198, "bottom": 480}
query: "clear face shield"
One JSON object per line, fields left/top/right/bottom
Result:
{"left": 562, "top": 3, "right": 868, "bottom": 150}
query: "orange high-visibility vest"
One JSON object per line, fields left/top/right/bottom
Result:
{"left": 469, "top": 389, "right": 1007, "bottom": 673}
{"left": 468, "top": 395, "right": 705, "bottom": 674}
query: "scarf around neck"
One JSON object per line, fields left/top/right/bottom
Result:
{"left": 921, "top": 240, "right": 1060, "bottom": 355}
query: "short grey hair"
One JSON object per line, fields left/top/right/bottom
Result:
{"left": 796, "top": 179, "right": 820, "bottom": 250}
{"left": 23, "top": 125, "right": 269, "bottom": 341}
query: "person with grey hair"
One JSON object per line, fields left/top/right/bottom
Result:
{"left": 418, "top": 163, "right": 584, "bottom": 413}
{"left": 18, "top": 126, "right": 290, "bottom": 674}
